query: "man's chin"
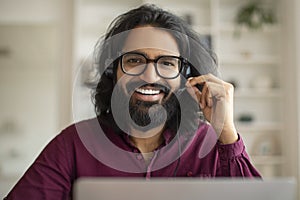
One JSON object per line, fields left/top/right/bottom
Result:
{"left": 130, "top": 99, "right": 159, "bottom": 116}
{"left": 128, "top": 91, "right": 178, "bottom": 130}
{"left": 129, "top": 99, "right": 162, "bottom": 126}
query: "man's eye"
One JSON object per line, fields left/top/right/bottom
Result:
{"left": 161, "top": 61, "right": 175, "bottom": 66}
{"left": 127, "top": 58, "right": 143, "bottom": 65}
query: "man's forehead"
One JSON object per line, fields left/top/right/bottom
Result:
{"left": 122, "top": 26, "right": 179, "bottom": 55}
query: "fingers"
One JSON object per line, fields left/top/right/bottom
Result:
{"left": 200, "top": 83, "right": 210, "bottom": 108}
{"left": 185, "top": 73, "right": 231, "bottom": 108}
{"left": 186, "top": 83, "right": 213, "bottom": 110}
{"left": 185, "top": 73, "right": 237, "bottom": 141}
{"left": 199, "top": 82, "right": 220, "bottom": 109}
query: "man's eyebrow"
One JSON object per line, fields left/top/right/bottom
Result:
{"left": 123, "top": 50, "right": 179, "bottom": 58}
{"left": 125, "top": 50, "right": 147, "bottom": 55}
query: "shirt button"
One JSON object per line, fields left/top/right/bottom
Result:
{"left": 136, "top": 154, "right": 143, "bottom": 160}
{"left": 133, "top": 149, "right": 138, "bottom": 153}
{"left": 187, "top": 171, "right": 193, "bottom": 177}
{"left": 222, "top": 166, "right": 228, "bottom": 171}
{"left": 218, "top": 147, "right": 225, "bottom": 153}
{"left": 220, "top": 156, "right": 227, "bottom": 161}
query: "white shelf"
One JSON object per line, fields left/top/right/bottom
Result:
{"left": 219, "top": 24, "right": 281, "bottom": 34}
{"left": 234, "top": 89, "right": 282, "bottom": 98}
{"left": 219, "top": 54, "right": 280, "bottom": 65}
{"left": 236, "top": 122, "right": 282, "bottom": 132}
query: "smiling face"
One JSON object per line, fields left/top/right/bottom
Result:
{"left": 117, "top": 26, "right": 181, "bottom": 103}
{"left": 115, "top": 26, "right": 182, "bottom": 130}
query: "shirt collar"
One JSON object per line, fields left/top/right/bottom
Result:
{"left": 119, "top": 128, "right": 176, "bottom": 151}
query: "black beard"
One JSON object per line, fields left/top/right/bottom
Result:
{"left": 128, "top": 92, "right": 179, "bottom": 131}
{"left": 111, "top": 80, "right": 179, "bottom": 133}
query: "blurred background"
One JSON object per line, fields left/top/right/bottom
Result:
{"left": 0, "top": 0, "right": 299, "bottom": 198}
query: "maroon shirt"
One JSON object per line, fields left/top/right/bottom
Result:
{"left": 5, "top": 118, "right": 261, "bottom": 200}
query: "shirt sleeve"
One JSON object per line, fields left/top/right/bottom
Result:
{"left": 216, "top": 134, "right": 262, "bottom": 177}
{"left": 4, "top": 130, "right": 74, "bottom": 200}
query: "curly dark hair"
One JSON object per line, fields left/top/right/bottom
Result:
{"left": 91, "top": 4, "right": 218, "bottom": 132}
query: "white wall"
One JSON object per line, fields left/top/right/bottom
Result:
{"left": 295, "top": 0, "right": 300, "bottom": 197}
{"left": 0, "top": 0, "right": 61, "bottom": 23}
{"left": 0, "top": 0, "right": 73, "bottom": 197}
{"left": 281, "top": 0, "right": 300, "bottom": 198}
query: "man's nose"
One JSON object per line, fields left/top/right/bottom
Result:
{"left": 139, "top": 62, "right": 160, "bottom": 83}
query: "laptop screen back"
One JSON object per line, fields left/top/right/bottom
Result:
{"left": 73, "top": 178, "right": 296, "bottom": 200}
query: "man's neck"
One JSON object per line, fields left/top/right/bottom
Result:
{"left": 129, "top": 124, "right": 165, "bottom": 153}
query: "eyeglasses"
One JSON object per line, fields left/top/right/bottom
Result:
{"left": 119, "top": 52, "right": 186, "bottom": 79}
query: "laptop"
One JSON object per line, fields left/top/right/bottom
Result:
{"left": 73, "top": 178, "right": 296, "bottom": 200}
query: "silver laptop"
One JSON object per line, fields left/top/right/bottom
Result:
{"left": 73, "top": 178, "right": 296, "bottom": 200}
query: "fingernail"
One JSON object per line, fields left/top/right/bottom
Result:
{"left": 185, "top": 81, "right": 191, "bottom": 87}
{"left": 200, "top": 103, "right": 204, "bottom": 109}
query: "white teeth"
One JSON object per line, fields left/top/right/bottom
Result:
{"left": 136, "top": 88, "right": 160, "bottom": 95}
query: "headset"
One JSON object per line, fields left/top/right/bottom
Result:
{"left": 104, "top": 65, "right": 114, "bottom": 79}
{"left": 182, "top": 61, "right": 204, "bottom": 92}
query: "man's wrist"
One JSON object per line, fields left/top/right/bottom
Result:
{"left": 218, "top": 126, "right": 238, "bottom": 144}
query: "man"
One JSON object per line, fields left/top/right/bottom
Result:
{"left": 5, "top": 4, "right": 260, "bottom": 200}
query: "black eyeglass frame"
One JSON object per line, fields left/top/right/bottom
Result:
{"left": 119, "top": 52, "right": 188, "bottom": 79}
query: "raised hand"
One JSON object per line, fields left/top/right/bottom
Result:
{"left": 186, "top": 73, "right": 238, "bottom": 144}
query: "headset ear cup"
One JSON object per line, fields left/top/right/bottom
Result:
{"left": 104, "top": 58, "right": 114, "bottom": 79}
{"left": 104, "top": 67, "right": 114, "bottom": 79}
{"left": 183, "top": 64, "right": 191, "bottom": 79}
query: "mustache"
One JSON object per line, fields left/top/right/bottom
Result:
{"left": 126, "top": 80, "right": 171, "bottom": 94}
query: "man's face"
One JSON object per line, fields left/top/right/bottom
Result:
{"left": 115, "top": 26, "right": 181, "bottom": 130}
